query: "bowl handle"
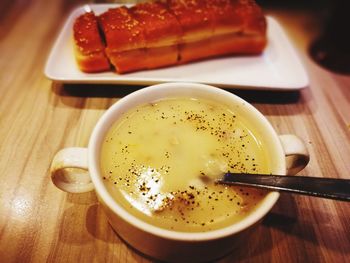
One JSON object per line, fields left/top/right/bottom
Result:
{"left": 50, "top": 147, "right": 94, "bottom": 193}
{"left": 279, "top": 134, "right": 310, "bottom": 175}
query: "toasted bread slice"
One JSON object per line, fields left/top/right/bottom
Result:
{"left": 73, "top": 12, "right": 110, "bottom": 73}
{"left": 130, "top": 1, "right": 182, "bottom": 69}
{"left": 175, "top": 0, "right": 266, "bottom": 63}
{"left": 99, "top": 6, "right": 148, "bottom": 73}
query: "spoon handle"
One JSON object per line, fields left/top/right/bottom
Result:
{"left": 218, "top": 173, "right": 350, "bottom": 201}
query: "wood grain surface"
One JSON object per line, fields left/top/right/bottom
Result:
{"left": 0, "top": 0, "right": 349, "bottom": 262}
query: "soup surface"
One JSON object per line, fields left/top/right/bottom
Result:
{"left": 100, "top": 97, "right": 270, "bottom": 232}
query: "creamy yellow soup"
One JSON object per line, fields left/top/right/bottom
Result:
{"left": 100, "top": 97, "right": 270, "bottom": 232}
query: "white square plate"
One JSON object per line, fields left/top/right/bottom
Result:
{"left": 45, "top": 4, "right": 309, "bottom": 90}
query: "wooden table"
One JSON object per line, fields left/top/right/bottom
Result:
{"left": 1, "top": 0, "right": 349, "bottom": 262}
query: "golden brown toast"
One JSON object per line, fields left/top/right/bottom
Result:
{"left": 73, "top": 0, "right": 267, "bottom": 74}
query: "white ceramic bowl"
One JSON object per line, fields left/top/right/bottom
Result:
{"left": 51, "top": 82, "right": 309, "bottom": 262}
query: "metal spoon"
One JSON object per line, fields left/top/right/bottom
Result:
{"left": 216, "top": 173, "right": 350, "bottom": 201}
